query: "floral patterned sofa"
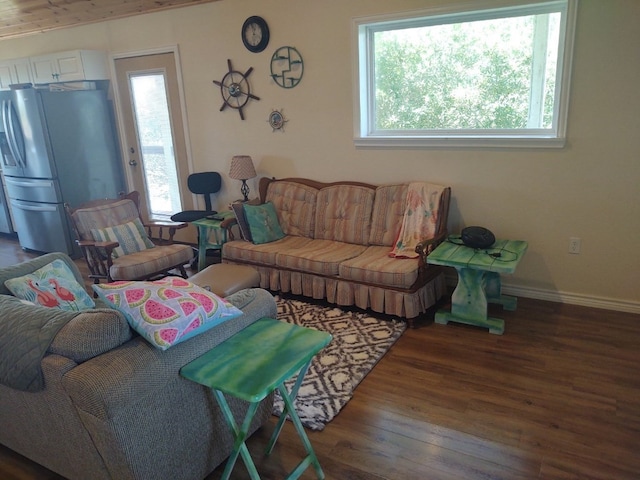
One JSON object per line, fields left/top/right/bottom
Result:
{"left": 222, "top": 177, "right": 451, "bottom": 325}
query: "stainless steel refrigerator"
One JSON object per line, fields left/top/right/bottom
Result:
{"left": 0, "top": 87, "right": 124, "bottom": 255}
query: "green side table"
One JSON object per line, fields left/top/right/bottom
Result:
{"left": 427, "top": 238, "right": 528, "bottom": 334}
{"left": 192, "top": 210, "right": 235, "bottom": 272}
{"left": 180, "top": 317, "right": 332, "bottom": 480}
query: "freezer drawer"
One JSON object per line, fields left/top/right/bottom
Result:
{"left": 4, "top": 176, "right": 62, "bottom": 203}
{"left": 9, "top": 198, "right": 73, "bottom": 254}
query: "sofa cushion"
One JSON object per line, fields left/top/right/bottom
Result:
{"left": 91, "top": 218, "right": 155, "bottom": 258}
{"left": 223, "top": 236, "right": 314, "bottom": 266}
{"left": 314, "top": 185, "right": 374, "bottom": 244}
{"left": 276, "top": 239, "right": 367, "bottom": 276}
{"left": 109, "top": 243, "right": 193, "bottom": 281}
{"left": 265, "top": 180, "right": 318, "bottom": 237}
{"left": 369, "top": 184, "right": 407, "bottom": 246}
{"left": 4, "top": 259, "right": 95, "bottom": 311}
{"left": 93, "top": 277, "right": 243, "bottom": 350}
{"left": 243, "top": 202, "right": 285, "bottom": 244}
{"left": 339, "top": 245, "right": 419, "bottom": 289}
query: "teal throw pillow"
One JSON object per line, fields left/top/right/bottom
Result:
{"left": 243, "top": 202, "right": 285, "bottom": 244}
{"left": 91, "top": 218, "right": 155, "bottom": 258}
{"left": 4, "top": 259, "right": 95, "bottom": 311}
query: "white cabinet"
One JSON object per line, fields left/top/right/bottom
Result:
{"left": 0, "top": 58, "right": 32, "bottom": 90}
{"left": 29, "top": 50, "right": 109, "bottom": 84}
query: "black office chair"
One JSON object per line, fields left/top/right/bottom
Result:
{"left": 170, "top": 172, "right": 222, "bottom": 222}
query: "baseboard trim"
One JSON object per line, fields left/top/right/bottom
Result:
{"left": 444, "top": 275, "right": 640, "bottom": 314}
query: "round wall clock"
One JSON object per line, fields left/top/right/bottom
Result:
{"left": 212, "top": 59, "right": 260, "bottom": 120}
{"left": 270, "top": 46, "right": 304, "bottom": 89}
{"left": 242, "top": 16, "right": 270, "bottom": 53}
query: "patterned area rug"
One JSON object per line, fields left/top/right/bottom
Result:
{"left": 273, "top": 297, "right": 406, "bottom": 430}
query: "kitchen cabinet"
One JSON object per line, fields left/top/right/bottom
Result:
{"left": 0, "top": 58, "right": 32, "bottom": 90}
{"left": 29, "top": 50, "right": 109, "bottom": 84}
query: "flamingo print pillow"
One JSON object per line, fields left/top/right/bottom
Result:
{"left": 92, "top": 277, "right": 243, "bottom": 350}
{"left": 4, "top": 259, "right": 95, "bottom": 311}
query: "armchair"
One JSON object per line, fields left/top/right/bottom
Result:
{"left": 65, "top": 191, "right": 194, "bottom": 286}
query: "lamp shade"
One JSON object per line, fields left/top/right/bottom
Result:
{"left": 229, "top": 155, "right": 257, "bottom": 180}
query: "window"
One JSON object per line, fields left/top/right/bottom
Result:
{"left": 353, "top": 0, "right": 577, "bottom": 148}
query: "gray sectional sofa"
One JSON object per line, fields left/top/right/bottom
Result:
{"left": 0, "top": 252, "right": 276, "bottom": 480}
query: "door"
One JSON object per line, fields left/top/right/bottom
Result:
{"left": 114, "top": 53, "right": 194, "bottom": 234}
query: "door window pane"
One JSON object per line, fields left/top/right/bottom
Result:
{"left": 130, "top": 73, "right": 181, "bottom": 218}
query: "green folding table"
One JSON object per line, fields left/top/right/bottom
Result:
{"left": 180, "top": 317, "right": 332, "bottom": 480}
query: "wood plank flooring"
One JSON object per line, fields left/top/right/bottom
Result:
{"left": 0, "top": 233, "right": 639, "bottom": 480}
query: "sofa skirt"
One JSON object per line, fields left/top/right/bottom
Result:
{"left": 223, "top": 261, "right": 446, "bottom": 319}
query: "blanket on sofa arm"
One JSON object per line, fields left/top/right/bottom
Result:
{"left": 0, "top": 295, "right": 80, "bottom": 392}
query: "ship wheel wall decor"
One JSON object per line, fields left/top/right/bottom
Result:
{"left": 213, "top": 59, "right": 260, "bottom": 120}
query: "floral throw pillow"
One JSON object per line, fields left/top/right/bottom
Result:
{"left": 91, "top": 218, "right": 155, "bottom": 258}
{"left": 243, "top": 202, "right": 285, "bottom": 244}
{"left": 93, "top": 277, "right": 243, "bottom": 350}
{"left": 4, "top": 259, "right": 95, "bottom": 311}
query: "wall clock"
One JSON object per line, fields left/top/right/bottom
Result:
{"left": 270, "top": 46, "right": 304, "bottom": 89}
{"left": 212, "top": 59, "right": 260, "bottom": 120}
{"left": 242, "top": 16, "right": 270, "bottom": 53}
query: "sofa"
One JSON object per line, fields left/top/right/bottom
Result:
{"left": 222, "top": 177, "right": 451, "bottom": 325}
{"left": 0, "top": 252, "right": 277, "bottom": 480}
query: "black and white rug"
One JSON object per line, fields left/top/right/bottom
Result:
{"left": 273, "top": 297, "right": 406, "bottom": 430}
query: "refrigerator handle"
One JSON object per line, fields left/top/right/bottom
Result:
{"left": 2, "top": 99, "right": 26, "bottom": 169}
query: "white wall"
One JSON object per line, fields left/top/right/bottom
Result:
{"left": 1, "top": 0, "right": 638, "bottom": 311}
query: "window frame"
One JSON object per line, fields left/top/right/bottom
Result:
{"left": 352, "top": 0, "right": 578, "bottom": 149}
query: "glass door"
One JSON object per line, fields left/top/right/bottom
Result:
{"left": 114, "top": 52, "right": 194, "bottom": 235}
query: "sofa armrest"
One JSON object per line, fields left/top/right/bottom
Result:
{"left": 220, "top": 216, "right": 238, "bottom": 241}
{"left": 415, "top": 229, "right": 449, "bottom": 267}
{"left": 49, "top": 309, "right": 132, "bottom": 363}
{"left": 62, "top": 288, "right": 277, "bottom": 420}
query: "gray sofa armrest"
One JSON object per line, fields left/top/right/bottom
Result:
{"left": 49, "top": 308, "right": 132, "bottom": 363}
{"left": 62, "top": 288, "right": 277, "bottom": 420}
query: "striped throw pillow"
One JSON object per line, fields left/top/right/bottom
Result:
{"left": 91, "top": 218, "right": 155, "bottom": 258}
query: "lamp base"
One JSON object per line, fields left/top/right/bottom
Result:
{"left": 240, "top": 180, "right": 250, "bottom": 202}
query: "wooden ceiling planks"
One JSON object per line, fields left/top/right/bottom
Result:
{"left": 0, "top": 0, "right": 220, "bottom": 41}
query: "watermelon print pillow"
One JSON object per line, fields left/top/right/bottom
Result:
{"left": 93, "top": 277, "right": 243, "bottom": 350}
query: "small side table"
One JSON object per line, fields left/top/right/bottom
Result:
{"left": 191, "top": 210, "right": 235, "bottom": 272}
{"left": 427, "top": 238, "right": 528, "bottom": 334}
{"left": 180, "top": 317, "right": 332, "bottom": 480}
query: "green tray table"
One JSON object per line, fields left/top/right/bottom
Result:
{"left": 180, "top": 317, "right": 332, "bottom": 480}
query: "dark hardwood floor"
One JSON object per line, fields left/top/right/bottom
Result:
{"left": 1, "top": 233, "right": 639, "bottom": 479}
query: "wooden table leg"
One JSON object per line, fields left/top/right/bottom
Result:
{"left": 435, "top": 267, "right": 505, "bottom": 335}
{"left": 213, "top": 390, "right": 261, "bottom": 480}
{"left": 266, "top": 358, "right": 324, "bottom": 480}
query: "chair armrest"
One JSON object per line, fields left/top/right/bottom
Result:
{"left": 75, "top": 239, "right": 118, "bottom": 282}
{"left": 144, "top": 220, "right": 187, "bottom": 244}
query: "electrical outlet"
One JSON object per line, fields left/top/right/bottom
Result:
{"left": 569, "top": 237, "right": 581, "bottom": 254}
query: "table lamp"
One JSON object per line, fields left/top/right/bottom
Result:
{"left": 229, "top": 155, "right": 257, "bottom": 202}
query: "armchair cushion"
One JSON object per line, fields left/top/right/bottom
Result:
{"left": 93, "top": 277, "right": 242, "bottom": 350}
{"left": 4, "top": 259, "right": 95, "bottom": 311}
{"left": 91, "top": 218, "right": 155, "bottom": 258}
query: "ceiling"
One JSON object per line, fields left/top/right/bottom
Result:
{"left": 0, "top": 0, "right": 219, "bottom": 41}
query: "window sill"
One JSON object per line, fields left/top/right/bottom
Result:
{"left": 353, "top": 135, "right": 567, "bottom": 149}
